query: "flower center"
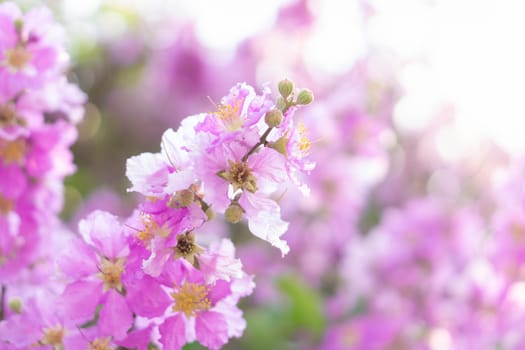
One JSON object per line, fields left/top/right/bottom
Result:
{"left": 4, "top": 47, "right": 32, "bottom": 71}
{"left": 171, "top": 282, "right": 211, "bottom": 317}
{"left": 174, "top": 232, "right": 203, "bottom": 264}
{"left": 0, "top": 138, "right": 26, "bottom": 164}
{"left": 0, "top": 103, "right": 24, "bottom": 127}
{"left": 341, "top": 326, "right": 360, "bottom": 347}
{"left": 511, "top": 222, "right": 525, "bottom": 242}
{"left": 0, "top": 194, "right": 13, "bottom": 214}
{"left": 136, "top": 214, "right": 170, "bottom": 242}
{"left": 41, "top": 327, "right": 65, "bottom": 347}
{"left": 89, "top": 337, "right": 114, "bottom": 350}
{"left": 215, "top": 101, "right": 244, "bottom": 132}
{"left": 222, "top": 160, "right": 258, "bottom": 193}
{"left": 98, "top": 258, "right": 125, "bottom": 292}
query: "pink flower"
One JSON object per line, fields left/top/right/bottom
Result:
{"left": 0, "top": 1, "right": 84, "bottom": 281}
{"left": 156, "top": 261, "right": 236, "bottom": 350}
{"left": 0, "top": 3, "right": 67, "bottom": 99}
{"left": 58, "top": 211, "right": 133, "bottom": 340}
{"left": 196, "top": 83, "right": 268, "bottom": 137}
{"left": 0, "top": 292, "right": 81, "bottom": 349}
{"left": 126, "top": 122, "right": 199, "bottom": 198}
{"left": 319, "top": 315, "right": 401, "bottom": 350}
{"left": 126, "top": 201, "right": 207, "bottom": 277}
{"left": 198, "top": 239, "right": 244, "bottom": 283}
{"left": 196, "top": 138, "right": 290, "bottom": 254}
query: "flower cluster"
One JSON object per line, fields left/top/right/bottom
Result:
{"left": 127, "top": 80, "right": 314, "bottom": 257}
{"left": 0, "top": 2, "right": 85, "bottom": 282}
{"left": 0, "top": 75, "right": 314, "bottom": 349}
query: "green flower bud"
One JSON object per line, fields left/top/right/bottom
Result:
{"left": 296, "top": 89, "right": 314, "bottom": 105}
{"left": 269, "top": 136, "right": 288, "bottom": 156}
{"left": 278, "top": 79, "right": 294, "bottom": 99}
{"left": 205, "top": 207, "right": 216, "bottom": 221}
{"left": 175, "top": 189, "right": 194, "bottom": 207}
{"left": 9, "top": 298, "right": 22, "bottom": 314}
{"left": 225, "top": 203, "right": 244, "bottom": 224}
{"left": 276, "top": 96, "right": 287, "bottom": 111}
{"left": 14, "top": 19, "right": 23, "bottom": 34}
{"left": 264, "top": 109, "right": 283, "bottom": 128}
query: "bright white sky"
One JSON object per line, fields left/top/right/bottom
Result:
{"left": 19, "top": 0, "right": 525, "bottom": 157}
{"left": 369, "top": 0, "right": 525, "bottom": 157}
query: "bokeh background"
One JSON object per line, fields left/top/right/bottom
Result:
{"left": 12, "top": 0, "right": 525, "bottom": 349}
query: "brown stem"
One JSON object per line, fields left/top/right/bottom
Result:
{"left": 0, "top": 285, "right": 6, "bottom": 321}
{"left": 195, "top": 195, "right": 211, "bottom": 212}
{"left": 241, "top": 100, "right": 294, "bottom": 162}
{"left": 241, "top": 127, "right": 273, "bottom": 162}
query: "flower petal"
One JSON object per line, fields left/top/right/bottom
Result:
{"left": 159, "top": 314, "right": 187, "bottom": 350}
{"left": 98, "top": 289, "right": 133, "bottom": 341}
{"left": 78, "top": 210, "right": 129, "bottom": 258}
{"left": 126, "top": 275, "right": 171, "bottom": 318}
{"left": 240, "top": 192, "right": 290, "bottom": 256}
{"left": 195, "top": 311, "right": 229, "bottom": 350}
{"left": 59, "top": 280, "right": 102, "bottom": 325}
{"left": 126, "top": 152, "right": 169, "bottom": 196}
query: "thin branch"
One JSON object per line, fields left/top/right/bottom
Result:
{"left": 241, "top": 127, "right": 273, "bottom": 162}
{"left": 241, "top": 100, "right": 294, "bottom": 162}
{"left": 0, "top": 285, "right": 6, "bottom": 321}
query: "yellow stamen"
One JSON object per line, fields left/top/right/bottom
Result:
{"left": 4, "top": 47, "right": 32, "bottom": 71}
{"left": 215, "top": 100, "right": 244, "bottom": 132}
{"left": 89, "top": 337, "right": 114, "bottom": 350}
{"left": 511, "top": 223, "right": 525, "bottom": 242}
{"left": 137, "top": 214, "right": 170, "bottom": 242}
{"left": 98, "top": 258, "right": 125, "bottom": 292}
{"left": 0, "top": 138, "right": 26, "bottom": 164}
{"left": 0, "top": 194, "right": 13, "bottom": 214}
{"left": 171, "top": 282, "right": 211, "bottom": 317}
{"left": 41, "top": 327, "right": 65, "bottom": 347}
{"left": 297, "top": 122, "right": 311, "bottom": 155}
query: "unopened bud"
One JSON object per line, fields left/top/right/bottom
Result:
{"left": 14, "top": 20, "right": 23, "bottom": 34}
{"left": 225, "top": 203, "right": 244, "bottom": 224}
{"left": 276, "top": 96, "right": 287, "bottom": 111}
{"left": 296, "top": 89, "right": 314, "bottom": 105}
{"left": 175, "top": 189, "right": 194, "bottom": 207}
{"left": 9, "top": 298, "right": 22, "bottom": 314}
{"left": 265, "top": 109, "right": 283, "bottom": 128}
{"left": 205, "top": 207, "right": 215, "bottom": 221}
{"left": 269, "top": 136, "right": 288, "bottom": 156}
{"left": 278, "top": 79, "right": 294, "bottom": 99}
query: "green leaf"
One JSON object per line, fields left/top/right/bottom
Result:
{"left": 183, "top": 342, "right": 206, "bottom": 350}
{"left": 229, "top": 308, "right": 288, "bottom": 350}
{"left": 277, "top": 275, "right": 326, "bottom": 338}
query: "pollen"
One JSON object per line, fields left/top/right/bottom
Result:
{"left": 0, "top": 138, "right": 26, "bottom": 164}
{"left": 137, "top": 214, "right": 170, "bottom": 242}
{"left": 98, "top": 257, "right": 125, "bottom": 292}
{"left": 4, "top": 47, "right": 32, "bottom": 72}
{"left": 89, "top": 337, "right": 114, "bottom": 350}
{"left": 297, "top": 122, "right": 311, "bottom": 155}
{"left": 215, "top": 100, "right": 244, "bottom": 132}
{"left": 41, "top": 327, "right": 65, "bottom": 347}
{"left": 171, "top": 282, "right": 212, "bottom": 317}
